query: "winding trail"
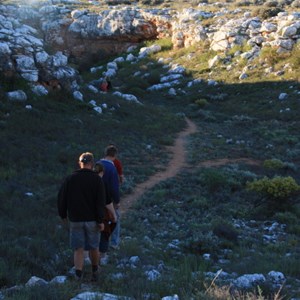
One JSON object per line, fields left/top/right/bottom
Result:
{"left": 197, "top": 158, "right": 261, "bottom": 168}
{"left": 120, "top": 118, "right": 261, "bottom": 214}
{"left": 120, "top": 118, "right": 196, "bottom": 213}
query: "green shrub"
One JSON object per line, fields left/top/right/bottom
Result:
{"left": 0, "top": 167, "right": 17, "bottom": 180}
{"left": 263, "top": 158, "right": 285, "bottom": 170}
{"left": 0, "top": 259, "right": 9, "bottom": 288}
{"left": 127, "top": 87, "right": 147, "bottom": 98}
{"left": 200, "top": 169, "right": 228, "bottom": 193}
{"left": 289, "top": 44, "right": 300, "bottom": 69}
{"left": 259, "top": 47, "right": 282, "bottom": 66}
{"left": 236, "top": 0, "right": 252, "bottom": 7}
{"left": 212, "top": 219, "right": 239, "bottom": 243}
{"left": 0, "top": 73, "right": 29, "bottom": 93}
{"left": 186, "top": 231, "right": 220, "bottom": 255}
{"left": 252, "top": 7, "right": 283, "bottom": 19}
{"left": 199, "top": 168, "right": 242, "bottom": 195}
{"left": 273, "top": 211, "right": 298, "bottom": 226}
{"left": 146, "top": 70, "right": 161, "bottom": 85}
{"left": 247, "top": 176, "right": 300, "bottom": 200}
{"left": 146, "top": 37, "right": 173, "bottom": 52}
{"left": 227, "top": 42, "right": 252, "bottom": 56}
{"left": 140, "top": 0, "right": 163, "bottom": 5}
{"left": 195, "top": 98, "right": 208, "bottom": 108}
{"left": 157, "top": 135, "right": 174, "bottom": 146}
{"left": 265, "top": 0, "right": 279, "bottom": 7}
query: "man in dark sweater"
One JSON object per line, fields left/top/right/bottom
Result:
{"left": 57, "top": 152, "right": 106, "bottom": 281}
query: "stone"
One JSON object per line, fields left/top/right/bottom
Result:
{"left": 113, "top": 91, "right": 141, "bottom": 104}
{"left": 73, "top": 91, "right": 83, "bottom": 101}
{"left": 50, "top": 276, "right": 68, "bottom": 284}
{"left": 93, "top": 107, "right": 102, "bottom": 114}
{"left": 25, "top": 276, "right": 48, "bottom": 287}
{"left": 7, "top": 90, "right": 27, "bottom": 101}
{"left": 279, "top": 92, "right": 288, "bottom": 100}
{"left": 234, "top": 274, "right": 266, "bottom": 289}
{"left": 145, "top": 269, "right": 161, "bottom": 281}
{"left": 31, "top": 85, "right": 49, "bottom": 96}
{"left": 267, "top": 271, "right": 285, "bottom": 284}
{"left": 0, "top": 42, "right": 11, "bottom": 55}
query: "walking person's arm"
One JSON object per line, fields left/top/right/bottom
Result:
{"left": 106, "top": 202, "right": 117, "bottom": 223}
{"left": 96, "top": 177, "right": 106, "bottom": 231}
{"left": 57, "top": 180, "right": 68, "bottom": 221}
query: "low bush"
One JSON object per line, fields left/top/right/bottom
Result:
{"left": 185, "top": 231, "right": 220, "bottom": 255}
{"left": 126, "top": 86, "right": 146, "bottom": 98}
{"left": 252, "top": 7, "right": 283, "bottom": 19}
{"left": 146, "top": 70, "right": 161, "bottom": 85}
{"left": 195, "top": 98, "right": 208, "bottom": 108}
{"left": 264, "top": 0, "right": 279, "bottom": 7}
{"left": 289, "top": 44, "right": 300, "bottom": 69}
{"left": 145, "top": 37, "right": 173, "bottom": 52}
{"left": 273, "top": 211, "right": 299, "bottom": 228}
{"left": 199, "top": 168, "right": 242, "bottom": 195}
{"left": 227, "top": 42, "right": 252, "bottom": 56}
{"left": 200, "top": 169, "right": 229, "bottom": 193}
{"left": 212, "top": 219, "right": 239, "bottom": 243}
{"left": 139, "top": 0, "right": 163, "bottom": 5}
{"left": 247, "top": 176, "right": 300, "bottom": 200}
{"left": 263, "top": 158, "right": 285, "bottom": 170}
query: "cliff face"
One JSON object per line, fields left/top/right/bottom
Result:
{"left": 41, "top": 7, "right": 165, "bottom": 64}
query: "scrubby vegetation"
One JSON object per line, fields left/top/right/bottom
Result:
{"left": 1, "top": 0, "right": 300, "bottom": 299}
{"left": 247, "top": 175, "right": 300, "bottom": 202}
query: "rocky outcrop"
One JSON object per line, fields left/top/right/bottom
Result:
{"left": 0, "top": 3, "right": 80, "bottom": 92}
{"left": 171, "top": 8, "right": 212, "bottom": 49}
{"left": 38, "top": 5, "right": 171, "bottom": 64}
{"left": 0, "top": 0, "right": 299, "bottom": 94}
{"left": 171, "top": 8, "right": 300, "bottom": 55}
{"left": 0, "top": 2, "right": 171, "bottom": 92}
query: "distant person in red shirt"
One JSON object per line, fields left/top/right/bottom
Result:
{"left": 100, "top": 77, "right": 108, "bottom": 92}
{"left": 100, "top": 77, "right": 112, "bottom": 92}
{"left": 108, "top": 144, "right": 124, "bottom": 184}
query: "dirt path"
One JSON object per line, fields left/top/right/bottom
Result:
{"left": 197, "top": 158, "right": 261, "bottom": 168}
{"left": 120, "top": 118, "right": 261, "bottom": 214}
{"left": 120, "top": 117, "right": 197, "bottom": 213}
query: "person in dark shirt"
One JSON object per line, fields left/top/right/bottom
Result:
{"left": 97, "top": 145, "right": 121, "bottom": 259}
{"left": 57, "top": 152, "right": 106, "bottom": 281}
{"left": 108, "top": 143, "right": 124, "bottom": 184}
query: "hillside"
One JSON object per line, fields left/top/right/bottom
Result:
{"left": 0, "top": 0, "right": 300, "bottom": 299}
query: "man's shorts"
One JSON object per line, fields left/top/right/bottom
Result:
{"left": 69, "top": 221, "right": 100, "bottom": 250}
